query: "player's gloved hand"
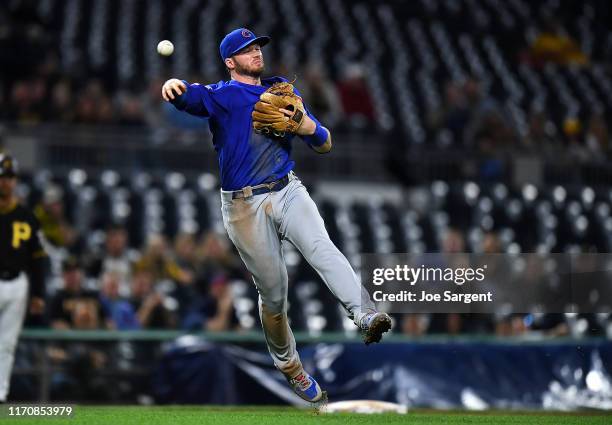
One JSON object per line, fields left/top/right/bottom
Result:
{"left": 162, "top": 78, "right": 187, "bottom": 101}
{"left": 252, "top": 82, "right": 307, "bottom": 138}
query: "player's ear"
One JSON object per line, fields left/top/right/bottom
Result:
{"left": 225, "top": 58, "right": 235, "bottom": 71}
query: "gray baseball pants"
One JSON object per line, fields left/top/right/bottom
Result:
{"left": 0, "top": 273, "right": 28, "bottom": 402}
{"left": 221, "top": 172, "right": 374, "bottom": 377}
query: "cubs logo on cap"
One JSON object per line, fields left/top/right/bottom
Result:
{"left": 220, "top": 28, "right": 270, "bottom": 61}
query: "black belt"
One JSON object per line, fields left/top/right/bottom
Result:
{"left": 231, "top": 174, "right": 290, "bottom": 199}
{"left": 0, "top": 270, "right": 19, "bottom": 281}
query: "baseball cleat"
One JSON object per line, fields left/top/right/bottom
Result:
{"left": 288, "top": 370, "right": 325, "bottom": 403}
{"left": 360, "top": 312, "right": 392, "bottom": 345}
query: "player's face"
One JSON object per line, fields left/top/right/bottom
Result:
{"left": 232, "top": 44, "right": 264, "bottom": 77}
{"left": 106, "top": 229, "right": 127, "bottom": 255}
{"left": 63, "top": 268, "right": 83, "bottom": 291}
{"left": 0, "top": 176, "right": 16, "bottom": 200}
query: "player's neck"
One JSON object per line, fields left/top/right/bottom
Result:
{"left": 231, "top": 73, "right": 262, "bottom": 86}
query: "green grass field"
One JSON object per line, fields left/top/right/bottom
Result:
{"left": 2, "top": 406, "right": 612, "bottom": 425}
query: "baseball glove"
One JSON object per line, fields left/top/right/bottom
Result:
{"left": 252, "top": 82, "right": 306, "bottom": 138}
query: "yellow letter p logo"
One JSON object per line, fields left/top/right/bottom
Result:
{"left": 12, "top": 222, "right": 31, "bottom": 249}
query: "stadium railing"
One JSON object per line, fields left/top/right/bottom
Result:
{"left": 5, "top": 124, "right": 612, "bottom": 185}
{"left": 16, "top": 329, "right": 609, "bottom": 402}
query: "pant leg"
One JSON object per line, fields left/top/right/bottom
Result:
{"left": 221, "top": 192, "right": 302, "bottom": 377}
{"left": 0, "top": 275, "right": 28, "bottom": 401}
{"left": 274, "top": 177, "right": 375, "bottom": 326}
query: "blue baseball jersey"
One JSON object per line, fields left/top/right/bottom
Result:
{"left": 172, "top": 76, "right": 322, "bottom": 191}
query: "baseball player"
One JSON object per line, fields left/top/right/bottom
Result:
{"left": 0, "top": 154, "right": 47, "bottom": 403}
{"left": 161, "top": 28, "right": 391, "bottom": 403}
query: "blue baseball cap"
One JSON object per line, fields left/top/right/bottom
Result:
{"left": 219, "top": 28, "right": 270, "bottom": 61}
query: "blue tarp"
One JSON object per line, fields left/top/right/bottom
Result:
{"left": 153, "top": 338, "right": 612, "bottom": 410}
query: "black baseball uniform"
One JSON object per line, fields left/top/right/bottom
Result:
{"left": 0, "top": 153, "right": 47, "bottom": 402}
{"left": 0, "top": 202, "right": 47, "bottom": 296}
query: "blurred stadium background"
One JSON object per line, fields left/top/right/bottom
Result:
{"left": 1, "top": 0, "right": 612, "bottom": 412}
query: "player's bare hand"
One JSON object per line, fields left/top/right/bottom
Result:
{"left": 296, "top": 115, "right": 317, "bottom": 136}
{"left": 278, "top": 108, "right": 316, "bottom": 136}
{"left": 162, "top": 78, "right": 187, "bottom": 101}
{"left": 29, "top": 297, "right": 45, "bottom": 315}
{"left": 278, "top": 108, "right": 292, "bottom": 119}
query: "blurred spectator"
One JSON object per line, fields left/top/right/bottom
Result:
{"left": 427, "top": 80, "right": 470, "bottom": 146}
{"left": 522, "top": 105, "right": 559, "bottom": 155}
{"left": 563, "top": 116, "right": 590, "bottom": 162}
{"left": 169, "top": 232, "right": 200, "bottom": 317}
{"left": 70, "top": 301, "right": 103, "bottom": 330}
{"left": 204, "top": 276, "right": 239, "bottom": 332}
{"left": 440, "top": 227, "right": 466, "bottom": 253}
{"left": 496, "top": 315, "right": 529, "bottom": 336}
{"left": 426, "top": 229, "right": 497, "bottom": 335}
{"left": 402, "top": 228, "right": 463, "bottom": 335}
{"left": 47, "top": 297, "right": 112, "bottom": 400}
{"left": 117, "top": 92, "right": 146, "bottom": 126}
{"left": 135, "top": 234, "right": 193, "bottom": 285}
{"left": 585, "top": 113, "right": 610, "bottom": 159}
{"left": 426, "top": 228, "right": 466, "bottom": 335}
{"left": 463, "top": 78, "right": 517, "bottom": 153}
{"left": 475, "top": 231, "right": 526, "bottom": 336}
{"left": 175, "top": 232, "right": 243, "bottom": 331}
{"left": 8, "top": 80, "right": 44, "bottom": 123}
{"left": 181, "top": 274, "right": 239, "bottom": 332}
{"left": 299, "top": 62, "right": 343, "bottom": 129}
{"left": 99, "top": 271, "right": 140, "bottom": 330}
{"left": 528, "top": 17, "right": 588, "bottom": 67}
{"left": 87, "top": 224, "right": 139, "bottom": 297}
{"left": 47, "top": 329, "right": 112, "bottom": 401}
{"left": 74, "top": 80, "right": 114, "bottom": 124}
{"left": 47, "top": 340, "right": 111, "bottom": 401}
{"left": 481, "top": 232, "right": 502, "bottom": 254}
{"left": 130, "top": 269, "right": 176, "bottom": 329}
{"left": 34, "top": 184, "right": 77, "bottom": 249}
{"left": 47, "top": 79, "right": 75, "bottom": 122}
{"left": 527, "top": 313, "right": 569, "bottom": 336}
{"left": 336, "top": 63, "right": 376, "bottom": 129}
{"left": 401, "top": 314, "right": 428, "bottom": 336}
{"left": 196, "top": 231, "right": 244, "bottom": 279}
{"left": 49, "top": 258, "right": 108, "bottom": 329}
{"left": 174, "top": 233, "right": 198, "bottom": 276}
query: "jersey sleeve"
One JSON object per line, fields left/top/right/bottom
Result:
{"left": 171, "top": 81, "right": 227, "bottom": 119}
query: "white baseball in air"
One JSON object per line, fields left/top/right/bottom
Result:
{"left": 157, "top": 40, "right": 174, "bottom": 56}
